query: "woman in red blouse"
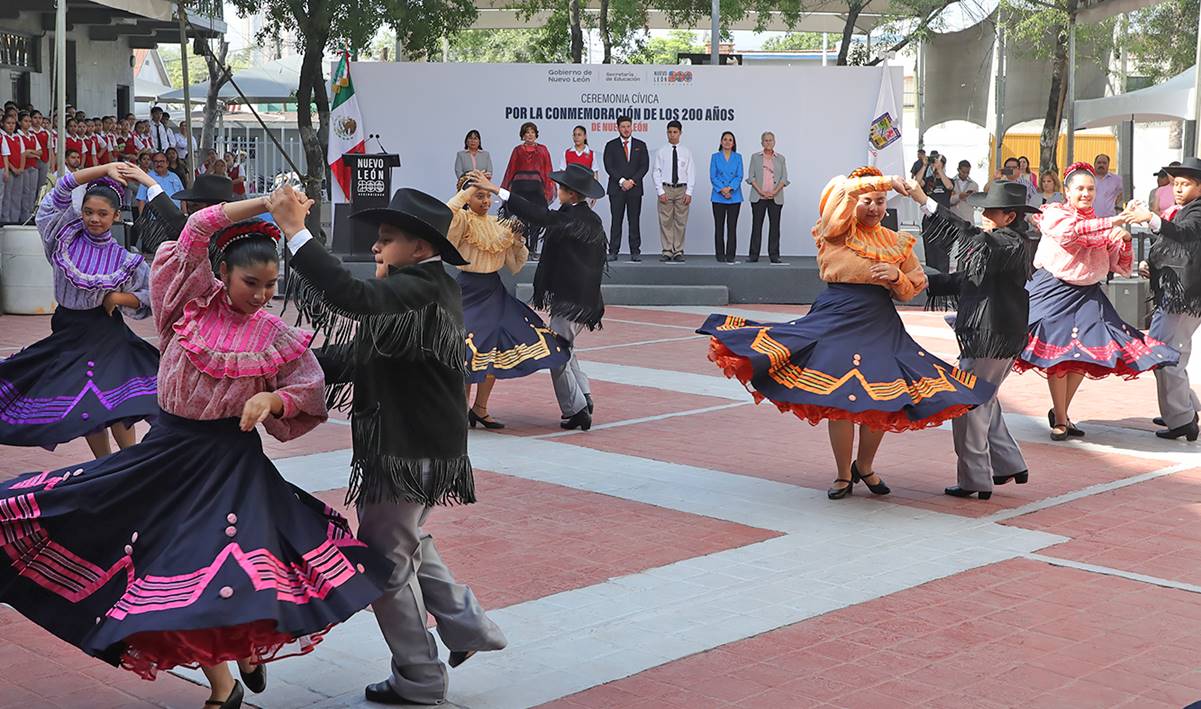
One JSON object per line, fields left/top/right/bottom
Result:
{"left": 501, "top": 121, "right": 553, "bottom": 257}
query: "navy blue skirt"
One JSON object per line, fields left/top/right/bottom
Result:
{"left": 1016, "top": 269, "right": 1179, "bottom": 379}
{"left": 459, "top": 271, "right": 570, "bottom": 383}
{"left": 697, "top": 283, "right": 995, "bottom": 431}
{"left": 0, "top": 412, "right": 390, "bottom": 679}
{"left": 0, "top": 306, "right": 160, "bottom": 448}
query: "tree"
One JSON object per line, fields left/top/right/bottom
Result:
{"left": 197, "top": 38, "right": 230, "bottom": 154}
{"left": 226, "top": 0, "right": 477, "bottom": 237}
{"left": 1003, "top": 0, "right": 1113, "bottom": 172}
{"left": 448, "top": 29, "right": 567, "bottom": 63}
{"left": 1120, "top": 0, "right": 1198, "bottom": 84}
{"left": 626, "top": 29, "right": 703, "bottom": 64}
{"left": 570, "top": 0, "right": 585, "bottom": 62}
{"left": 761, "top": 32, "right": 825, "bottom": 51}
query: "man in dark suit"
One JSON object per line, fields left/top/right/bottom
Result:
{"left": 603, "top": 115, "right": 649, "bottom": 262}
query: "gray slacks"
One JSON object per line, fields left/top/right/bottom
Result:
{"left": 951, "top": 357, "right": 1026, "bottom": 492}
{"left": 18, "top": 168, "right": 38, "bottom": 222}
{"left": 357, "top": 500, "right": 506, "bottom": 703}
{"left": 549, "top": 315, "right": 591, "bottom": 417}
{"left": 1150, "top": 310, "right": 1201, "bottom": 428}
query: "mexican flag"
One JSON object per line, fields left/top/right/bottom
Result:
{"left": 329, "top": 52, "right": 365, "bottom": 201}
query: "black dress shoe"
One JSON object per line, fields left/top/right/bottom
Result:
{"left": 585, "top": 393, "right": 594, "bottom": 414}
{"left": 673, "top": 254, "right": 686, "bottom": 262}
{"left": 746, "top": 257, "right": 759, "bottom": 263}
{"left": 630, "top": 255, "right": 642, "bottom": 262}
{"left": 993, "top": 470, "right": 1029, "bottom": 486}
{"left": 448, "top": 650, "right": 477, "bottom": 668}
{"left": 1157, "top": 418, "right": 1200, "bottom": 441}
{"left": 944, "top": 486, "right": 993, "bottom": 500}
{"left": 365, "top": 681, "right": 419, "bottom": 705}
{"left": 204, "top": 681, "right": 244, "bottom": 709}
{"left": 827, "top": 478, "right": 854, "bottom": 500}
{"left": 240, "top": 663, "right": 267, "bottom": 693}
{"left": 851, "top": 461, "right": 890, "bottom": 495}
{"left": 659, "top": 254, "right": 672, "bottom": 262}
{"left": 1153, "top": 416, "right": 1166, "bottom": 426}
{"left": 561, "top": 408, "right": 592, "bottom": 431}
{"left": 607, "top": 253, "right": 618, "bottom": 262}
{"left": 1047, "top": 409, "right": 1084, "bottom": 437}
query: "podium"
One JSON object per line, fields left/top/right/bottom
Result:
{"left": 332, "top": 152, "right": 400, "bottom": 258}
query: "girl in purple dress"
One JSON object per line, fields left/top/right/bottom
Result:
{"left": 0, "top": 163, "right": 160, "bottom": 457}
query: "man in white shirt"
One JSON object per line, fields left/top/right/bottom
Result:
{"left": 1092, "top": 153, "right": 1124, "bottom": 218}
{"left": 148, "top": 106, "right": 172, "bottom": 154}
{"left": 949, "top": 160, "right": 980, "bottom": 222}
{"left": 652, "top": 120, "right": 695, "bottom": 262}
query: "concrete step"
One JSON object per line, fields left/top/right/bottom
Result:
{"left": 515, "top": 283, "right": 728, "bottom": 306}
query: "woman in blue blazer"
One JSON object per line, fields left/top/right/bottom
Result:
{"left": 710, "top": 131, "right": 743, "bottom": 263}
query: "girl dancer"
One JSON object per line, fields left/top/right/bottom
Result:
{"left": 1016, "top": 162, "right": 1178, "bottom": 440}
{"left": 0, "top": 164, "right": 159, "bottom": 457}
{"left": 449, "top": 174, "right": 569, "bottom": 428}
{"left": 0, "top": 186, "right": 389, "bottom": 708}
{"left": 698, "top": 167, "right": 994, "bottom": 499}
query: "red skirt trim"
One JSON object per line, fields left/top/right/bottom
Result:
{"left": 708, "top": 339, "right": 971, "bottom": 433}
{"left": 120, "top": 619, "right": 332, "bottom": 680}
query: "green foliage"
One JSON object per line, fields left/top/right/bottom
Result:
{"left": 625, "top": 29, "right": 704, "bottom": 64}
{"left": 157, "top": 45, "right": 254, "bottom": 89}
{"left": 1001, "top": 0, "right": 1114, "bottom": 64}
{"left": 449, "top": 29, "right": 569, "bottom": 63}
{"left": 760, "top": 32, "right": 824, "bottom": 51}
{"left": 1119, "top": 0, "right": 1199, "bottom": 84}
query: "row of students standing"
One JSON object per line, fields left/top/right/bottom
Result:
{"left": 453, "top": 120, "right": 791, "bottom": 263}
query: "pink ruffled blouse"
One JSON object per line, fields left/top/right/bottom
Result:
{"left": 1032, "top": 202, "right": 1132, "bottom": 286}
{"left": 149, "top": 204, "right": 327, "bottom": 441}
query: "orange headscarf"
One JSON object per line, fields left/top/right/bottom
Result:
{"left": 814, "top": 166, "right": 913, "bottom": 264}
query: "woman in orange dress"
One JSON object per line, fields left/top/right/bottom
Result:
{"left": 698, "top": 167, "right": 995, "bottom": 499}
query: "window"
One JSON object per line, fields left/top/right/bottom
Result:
{"left": 0, "top": 31, "right": 38, "bottom": 72}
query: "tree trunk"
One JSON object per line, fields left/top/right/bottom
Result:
{"left": 599, "top": 0, "right": 611, "bottom": 63}
{"left": 569, "top": 0, "right": 584, "bottom": 63}
{"left": 837, "top": 2, "right": 863, "bottom": 66}
{"left": 200, "top": 40, "right": 229, "bottom": 157}
{"left": 296, "top": 36, "right": 330, "bottom": 240}
{"left": 1038, "top": 23, "right": 1070, "bottom": 173}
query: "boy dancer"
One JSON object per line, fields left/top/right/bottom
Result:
{"left": 653, "top": 120, "right": 695, "bottom": 262}
{"left": 285, "top": 186, "right": 505, "bottom": 704}
{"left": 911, "top": 179, "right": 1035, "bottom": 499}
{"left": 1125, "top": 157, "right": 1201, "bottom": 441}
{"left": 468, "top": 164, "right": 607, "bottom": 430}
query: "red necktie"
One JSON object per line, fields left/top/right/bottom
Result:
{"left": 624, "top": 140, "right": 629, "bottom": 160}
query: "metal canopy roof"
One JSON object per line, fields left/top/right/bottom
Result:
{"left": 4, "top": 0, "right": 225, "bottom": 47}
{"left": 469, "top": 0, "right": 891, "bottom": 34}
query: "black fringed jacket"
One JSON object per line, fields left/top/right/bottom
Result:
{"left": 504, "top": 194, "right": 607, "bottom": 329}
{"left": 1148, "top": 199, "right": 1201, "bottom": 315}
{"left": 133, "top": 191, "right": 187, "bottom": 255}
{"left": 923, "top": 205, "right": 1031, "bottom": 360}
{"left": 290, "top": 241, "right": 473, "bottom": 508}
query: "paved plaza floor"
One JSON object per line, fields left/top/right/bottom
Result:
{"left": 2, "top": 303, "right": 1200, "bottom": 708}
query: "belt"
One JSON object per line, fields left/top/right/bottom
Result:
{"left": 662, "top": 183, "right": 685, "bottom": 188}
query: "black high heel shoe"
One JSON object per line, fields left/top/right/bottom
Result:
{"left": 851, "top": 462, "right": 890, "bottom": 495}
{"left": 240, "top": 663, "right": 266, "bottom": 694}
{"left": 944, "top": 486, "right": 992, "bottom": 500}
{"left": 1047, "top": 409, "right": 1084, "bottom": 437}
{"left": 827, "top": 477, "right": 854, "bottom": 500}
{"left": 560, "top": 408, "right": 592, "bottom": 431}
{"left": 993, "top": 470, "right": 1029, "bottom": 486}
{"left": 204, "top": 681, "right": 244, "bottom": 709}
{"left": 468, "top": 408, "right": 505, "bottom": 430}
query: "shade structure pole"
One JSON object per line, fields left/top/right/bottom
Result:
{"left": 993, "top": 18, "right": 1005, "bottom": 170}
{"left": 177, "top": 0, "right": 193, "bottom": 187}
{"left": 710, "top": 0, "right": 719, "bottom": 65}
{"left": 55, "top": 0, "right": 66, "bottom": 176}
{"left": 1065, "top": 14, "right": 1077, "bottom": 166}
{"left": 1193, "top": 1, "right": 1201, "bottom": 154}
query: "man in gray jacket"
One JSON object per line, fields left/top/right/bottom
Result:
{"left": 746, "top": 131, "right": 789, "bottom": 263}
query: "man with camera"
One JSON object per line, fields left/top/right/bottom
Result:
{"left": 921, "top": 153, "right": 954, "bottom": 272}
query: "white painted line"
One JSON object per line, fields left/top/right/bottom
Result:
{"left": 1025, "top": 553, "right": 1201, "bottom": 595}
{"left": 577, "top": 334, "right": 705, "bottom": 352}
{"left": 987, "top": 462, "right": 1195, "bottom": 523}
{"left": 533, "top": 401, "right": 751, "bottom": 439}
{"left": 603, "top": 317, "right": 700, "bottom": 331}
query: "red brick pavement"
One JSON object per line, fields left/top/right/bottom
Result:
{"left": 314, "top": 470, "right": 782, "bottom": 610}
{"left": 1006, "top": 466, "right": 1201, "bottom": 586}
{"left": 543, "top": 558, "right": 1201, "bottom": 709}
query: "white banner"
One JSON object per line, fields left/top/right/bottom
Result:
{"left": 346, "top": 62, "right": 904, "bottom": 257}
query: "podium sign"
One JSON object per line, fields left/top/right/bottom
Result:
{"left": 333, "top": 152, "right": 400, "bottom": 257}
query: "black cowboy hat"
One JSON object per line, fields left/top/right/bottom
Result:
{"left": 350, "top": 187, "right": 468, "bottom": 266}
{"left": 1154, "top": 161, "right": 1182, "bottom": 178}
{"left": 968, "top": 181, "right": 1040, "bottom": 214}
{"left": 1164, "top": 157, "right": 1201, "bottom": 181}
{"left": 172, "top": 174, "right": 234, "bottom": 204}
{"left": 549, "top": 163, "right": 605, "bottom": 199}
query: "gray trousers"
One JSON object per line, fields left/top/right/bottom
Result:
{"left": 549, "top": 315, "right": 591, "bottom": 417}
{"left": 951, "top": 357, "right": 1026, "bottom": 492}
{"left": 357, "top": 501, "right": 506, "bottom": 703}
{"left": 1150, "top": 310, "right": 1201, "bottom": 428}
{"left": 18, "top": 168, "right": 38, "bottom": 223}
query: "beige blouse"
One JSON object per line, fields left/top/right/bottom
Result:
{"left": 446, "top": 189, "right": 529, "bottom": 275}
